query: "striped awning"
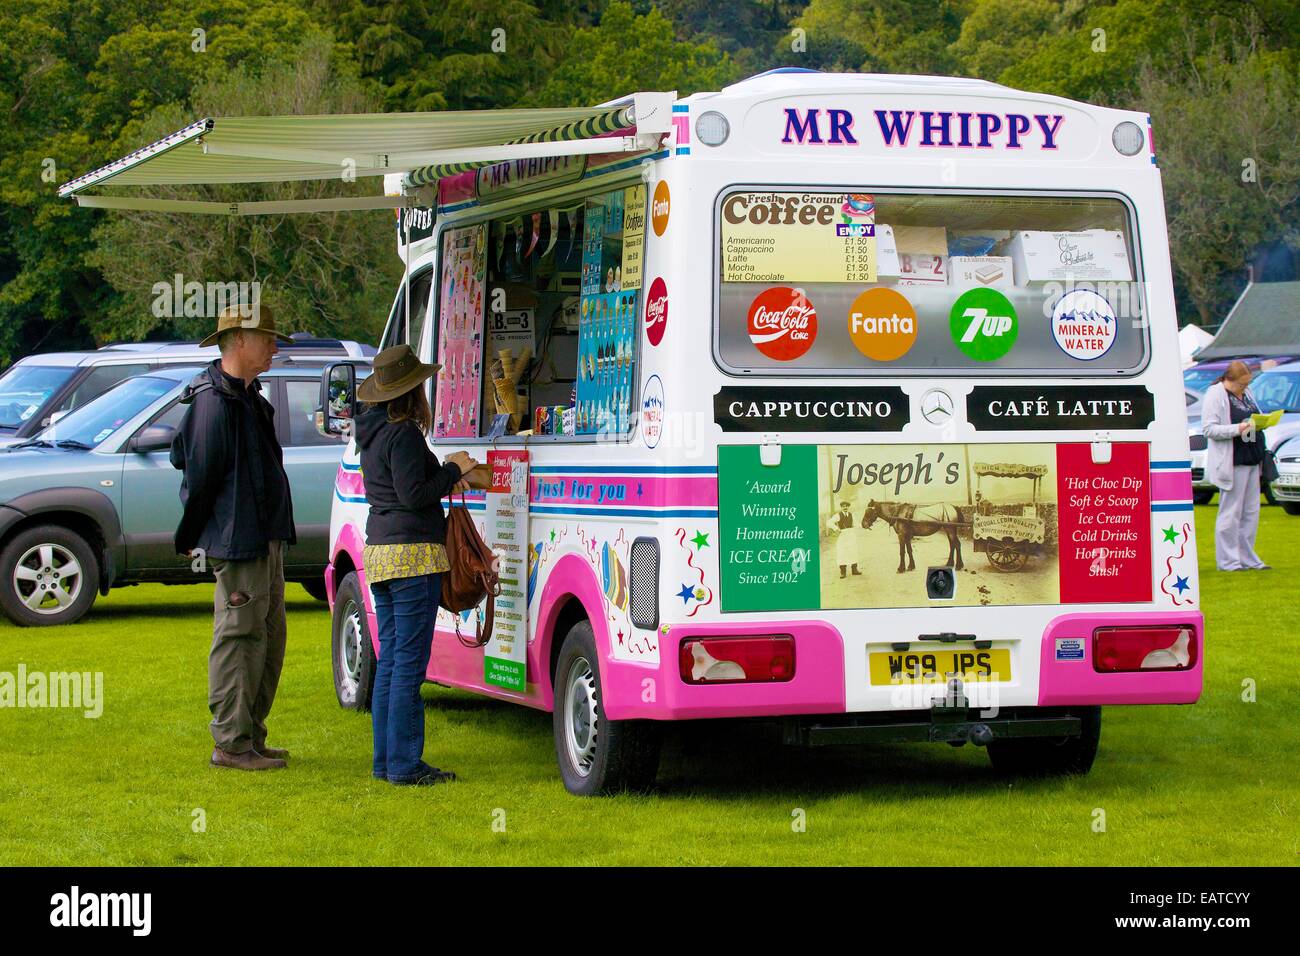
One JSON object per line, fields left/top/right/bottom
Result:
{"left": 403, "top": 106, "right": 634, "bottom": 187}
{"left": 58, "top": 103, "right": 650, "bottom": 199}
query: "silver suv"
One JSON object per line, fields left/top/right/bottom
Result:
{"left": 0, "top": 337, "right": 374, "bottom": 447}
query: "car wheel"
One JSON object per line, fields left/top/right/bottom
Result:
{"left": 1282, "top": 502, "right": 1300, "bottom": 516}
{"left": 987, "top": 706, "right": 1101, "bottom": 776}
{"left": 0, "top": 525, "right": 100, "bottom": 627}
{"left": 552, "top": 620, "right": 661, "bottom": 796}
{"left": 1192, "top": 490, "right": 1215, "bottom": 506}
{"left": 332, "top": 571, "right": 375, "bottom": 711}
{"left": 300, "top": 577, "right": 329, "bottom": 602}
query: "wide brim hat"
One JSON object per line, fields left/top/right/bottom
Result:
{"left": 199, "top": 302, "right": 294, "bottom": 348}
{"left": 357, "top": 344, "right": 442, "bottom": 403}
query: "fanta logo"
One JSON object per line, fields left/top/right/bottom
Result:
{"left": 748, "top": 287, "right": 817, "bottom": 361}
{"left": 848, "top": 288, "right": 917, "bottom": 362}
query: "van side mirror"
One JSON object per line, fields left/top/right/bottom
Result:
{"left": 319, "top": 362, "right": 357, "bottom": 437}
{"left": 129, "top": 423, "right": 177, "bottom": 453}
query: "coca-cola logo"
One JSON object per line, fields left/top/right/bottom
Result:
{"left": 645, "top": 276, "right": 668, "bottom": 347}
{"left": 747, "top": 287, "right": 817, "bottom": 361}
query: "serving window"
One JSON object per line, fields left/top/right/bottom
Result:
{"left": 715, "top": 189, "right": 1148, "bottom": 376}
{"left": 431, "top": 183, "right": 646, "bottom": 440}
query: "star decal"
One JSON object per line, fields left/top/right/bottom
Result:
{"left": 1173, "top": 575, "right": 1190, "bottom": 594}
{"left": 549, "top": 529, "right": 556, "bottom": 542}
{"left": 636, "top": 482, "right": 644, "bottom": 498}
{"left": 677, "top": 583, "right": 695, "bottom": 604}
{"left": 1162, "top": 525, "right": 1179, "bottom": 544}
{"left": 617, "top": 629, "right": 624, "bottom": 646}
{"left": 691, "top": 530, "right": 710, "bottom": 549}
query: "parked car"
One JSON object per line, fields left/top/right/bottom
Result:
{"left": 0, "top": 359, "right": 369, "bottom": 627}
{"left": 0, "top": 336, "right": 374, "bottom": 448}
{"left": 1188, "top": 360, "right": 1300, "bottom": 506}
{"left": 1182, "top": 355, "right": 1296, "bottom": 396}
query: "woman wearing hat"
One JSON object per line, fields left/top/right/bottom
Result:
{"left": 356, "top": 345, "right": 478, "bottom": 785}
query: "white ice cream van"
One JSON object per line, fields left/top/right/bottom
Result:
{"left": 61, "top": 69, "right": 1203, "bottom": 795}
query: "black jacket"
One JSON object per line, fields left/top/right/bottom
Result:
{"left": 170, "top": 361, "right": 296, "bottom": 560}
{"left": 355, "top": 406, "right": 462, "bottom": 546}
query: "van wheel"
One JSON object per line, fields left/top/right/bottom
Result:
{"left": 987, "top": 707, "right": 1101, "bottom": 776}
{"left": 0, "top": 525, "right": 99, "bottom": 627}
{"left": 300, "top": 578, "right": 329, "bottom": 601}
{"left": 553, "top": 620, "right": 661, "bottom": 796}
{"left": 332, "top": 571, "right": 375, "bottom": 711}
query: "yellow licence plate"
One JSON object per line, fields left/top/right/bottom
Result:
{"left": 869, "top": 648, "right": 1012, "bottom": 685}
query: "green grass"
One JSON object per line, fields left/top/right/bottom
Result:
{"left": 0, "top": 504, "right": 1295, "bottom": 865}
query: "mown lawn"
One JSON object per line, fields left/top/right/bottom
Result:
{"left": 0, "top": 505, "right": 1295, "bottom": 865}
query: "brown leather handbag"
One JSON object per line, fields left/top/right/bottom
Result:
{"left": 439, "top": 494, "right": 500, "bottom": 647}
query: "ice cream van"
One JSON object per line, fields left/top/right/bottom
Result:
{"left": 59, "top": 69, "right": 1203, "bottom": 795}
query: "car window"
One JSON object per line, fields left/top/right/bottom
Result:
{"left": 0, "top": 365, "right": 76, "bottom": 428}
{"left": 284, "top": 378, "right": 343, "bottom": 446}
{"left": 144, "top": 399, "right": 190, "bottom": 433}
{"left": 41, "top": 376, "right": 178, "bottom": 447}
{"left": 1251, "top": 371, "right": 1300, "bottom": 413}
{"left": 55, "top": 363, "right": 150, "bottom": 415}
{"left": 380, "top": 268, "right": 434, "bottom": 351}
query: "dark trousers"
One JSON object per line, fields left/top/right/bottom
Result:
{"left": 208, "top": 540, "right": 287, "bottom": 754}
{"left": 371, "top": 573, "right": 441, "bottom": 782}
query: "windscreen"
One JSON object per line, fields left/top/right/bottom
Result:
{"left": 0, "top": 365, "right": 76, "bottom": 429}
{"left": 41, "top": 375, "right": 178, "bottom": 447}
{"left": 716, "top": 189, "right": 1147, "bottom": 376}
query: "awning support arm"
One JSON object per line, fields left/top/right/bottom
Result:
{"left": 72, "top": 194, "right": 416, "bottom": 216}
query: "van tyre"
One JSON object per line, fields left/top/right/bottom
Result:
{"left": 987, "top": 706, "right": 1102, "bottom": 776}
{"left": 0, "top": 525, "right": 99, "bottom": 627}
{"left": 553, "top": 621, "right": 661, "bottom": 796}
{"left": 332, "top": 571, "right": 376, "bottom": 711}
{"left": 300, "top": 577, "right": 329, "bottom": 601}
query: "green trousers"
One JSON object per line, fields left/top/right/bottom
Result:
{"left": 208, "top": 540, "right": 287, "bottom": 754}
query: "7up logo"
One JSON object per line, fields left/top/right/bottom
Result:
{"left": 950, "top": 288, "right": 1018, "bottom": 361}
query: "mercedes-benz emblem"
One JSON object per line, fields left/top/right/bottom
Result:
{"left": 921, "top": 388, "right": 954, "bottom": 426}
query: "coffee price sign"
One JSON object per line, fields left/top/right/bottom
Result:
{"left": 721, "top": 192, "right": 877, "bottom": 283}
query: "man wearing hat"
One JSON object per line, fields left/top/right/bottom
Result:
{"left": 171, "top": 302, "right": 297, "bottom": 771}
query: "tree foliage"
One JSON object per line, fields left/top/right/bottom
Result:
{"left": 0, "top": 0, "right": 1297, "bottom": 364}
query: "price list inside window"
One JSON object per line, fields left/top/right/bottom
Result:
{"left": 720, "top": 192, "right": 877, "bottom": 284}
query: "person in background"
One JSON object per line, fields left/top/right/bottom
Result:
{"left": 172, "top": 303, "right": 297, "bottom": 770}
{"left": 1202, "top": 360, "right": 1269, "bottom": 571}
{"left": 355, "top": 345, "right": 477, "bottom": 786}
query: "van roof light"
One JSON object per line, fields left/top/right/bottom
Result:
{"left": 696, "top": 111, "right": 730, "bottom": 147}
{"left": 1112, "top": 121, "right": 1144, "bottom": 156}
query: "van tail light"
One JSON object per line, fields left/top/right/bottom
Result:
{"left": 1093, "top": 626, "right": 1196, "bottom": 672}
{"left": 679, "top": 636, "right": 795, "bottom": 684}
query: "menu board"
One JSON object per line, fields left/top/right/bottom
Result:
{"left": 485, "top": 450, "right": 529, "bottom": 691}
{"left": 433, "top": 225, "right": 486, "bottom": 438}
{"left": 721, "top": 191, "right": 877, "bottom": 284}
{"left": 620, "top": 184, "right": 646, "bottom": 291}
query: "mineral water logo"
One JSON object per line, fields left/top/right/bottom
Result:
{"left": 950, "top": 287, "right": 1018, "bottom": 361}
{"left": 1051, "top": 289, "right": 1117, "bottom": 360}
{"left": 747, "top": 286, "right": 817, "bottom": 361}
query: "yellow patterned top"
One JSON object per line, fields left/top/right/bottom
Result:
{"left": 363, "top": 543, "right": 450, "bottom": 584}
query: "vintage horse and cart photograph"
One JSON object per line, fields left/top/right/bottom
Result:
{"left": 820, "top": 443, "right": 1061, "bottom": 608}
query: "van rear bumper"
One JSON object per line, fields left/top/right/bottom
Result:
{"left": 601, "top": 610, "right": 1203, "bottom": 720}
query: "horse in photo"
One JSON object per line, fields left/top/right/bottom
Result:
{"left": 861, "top": 500, "right": 965, "bottom": 573}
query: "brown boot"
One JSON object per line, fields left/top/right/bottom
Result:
{"left": 254, "top": 744, "right": 290, "bottom": 760}
{"left": 210, "top": 747, "right": 286, "bottom": 771}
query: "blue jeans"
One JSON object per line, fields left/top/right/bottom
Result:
{"left": 370, "top": 573, "right": 441, "bottom": 782}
